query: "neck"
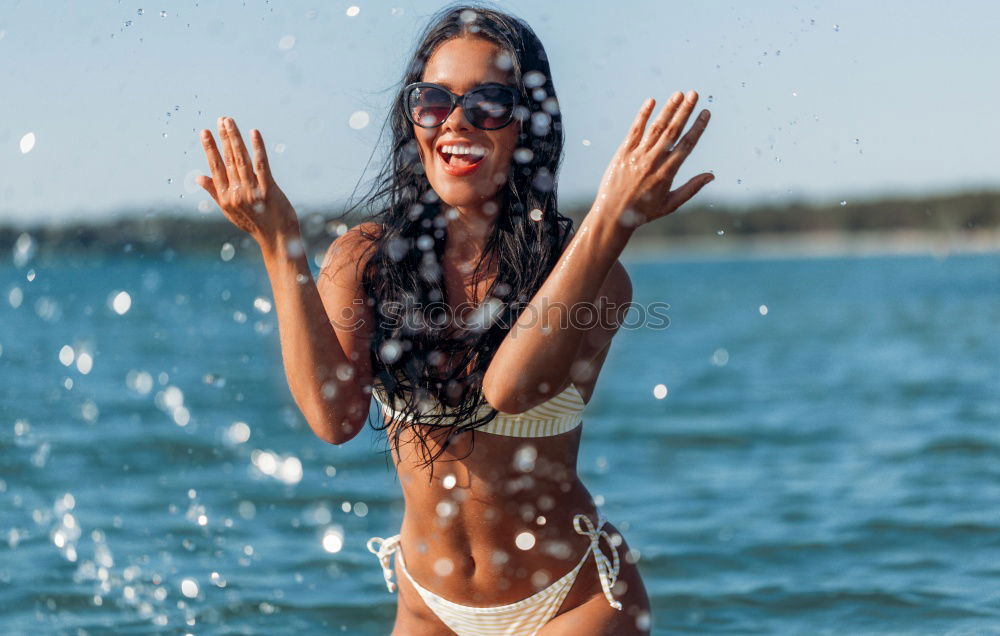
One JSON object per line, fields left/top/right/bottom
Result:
{"left": 443, "top": 201, "right": 497, "bottom": 265}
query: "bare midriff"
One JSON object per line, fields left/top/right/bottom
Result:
{"left": 389, "top": 420, "right": 602, "bottom": 607}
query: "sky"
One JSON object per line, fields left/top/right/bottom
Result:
{"left": 1, "top": 0, "right": 998, "bottom": 225}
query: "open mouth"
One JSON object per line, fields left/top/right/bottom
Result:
{"left": 436, "top": 143, "right": 489, "bottom": 175}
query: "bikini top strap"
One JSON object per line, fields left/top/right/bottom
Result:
{"left": 572, "top": 512, "right": 623, "bottom": 611}
{"left": 366, "top": 535, "right": 402, "bottom": 593}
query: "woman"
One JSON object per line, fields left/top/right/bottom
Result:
{"left": 196, "top": 6, "right": 712, "bottom": 634}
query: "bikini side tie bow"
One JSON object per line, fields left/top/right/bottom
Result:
{"left": 573, "top": 512, "right": 624, "bottom": 611}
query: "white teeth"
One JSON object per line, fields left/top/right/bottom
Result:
{"left": 440, "top": 144, "right": 488, "bottom": 158}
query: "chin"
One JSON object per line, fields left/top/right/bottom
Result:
{"left": 430, "top": 177, "right": 504, "bottom": 210}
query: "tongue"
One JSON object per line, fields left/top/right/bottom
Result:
{"left": 449, "top": 154, "right": 483, "bottom": 167}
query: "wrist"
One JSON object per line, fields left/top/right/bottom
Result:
{"left": 584, "top": 203, "right": 635, "bottom": 251}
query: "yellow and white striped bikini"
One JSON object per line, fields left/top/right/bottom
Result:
{"left": 367, "top": 383, "right": 624, "bottom": 635}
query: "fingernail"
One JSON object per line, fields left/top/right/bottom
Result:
{"left": 670, "top": 92, "right": 683, "bottom": 103}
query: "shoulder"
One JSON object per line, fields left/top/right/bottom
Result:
{"left": 318, "top": 221, "right": 381, "bottom": 289}
{"left": 321, "top": 222, "right": 380, "bottom": 270}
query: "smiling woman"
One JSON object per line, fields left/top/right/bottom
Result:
{"left": 196, "top": 3, "right": 712, "bottom": 635}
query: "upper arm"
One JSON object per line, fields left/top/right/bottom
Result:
{"left": 570, "top": 259, "right": 632, "bottom": 395}
{"left": 316, "top": 222, "right": 380, "bottom": 427}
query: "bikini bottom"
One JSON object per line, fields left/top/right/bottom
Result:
{"left": 367, "top": 509, "right": 622, "bottom": 636}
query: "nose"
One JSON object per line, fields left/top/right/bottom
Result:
{"left": 441, "top": 102, "right": 472, "bottom": 133}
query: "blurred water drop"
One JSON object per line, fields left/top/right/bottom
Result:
{"left": 433, "top": 557, "right": 454, "bottom": 576}
{"left": 711, "top": 348, "right": 729, "bottom": 366}
{"left": 59, "top": 345, "right": 75, "bottom": 367}
{"left": 137, "top": 8, "right": 144, "bottom": 15}
{"left": 76, "top": 352, "right": 93, "bottom": 375}
{"left": 322, "top": 526, "right": 344, "bottom": 553}
{"left": 833, "top": 24, "right": 840, "bottom": 31}
{"left": 253, "top": 296, "right": 272, "bottom": 313}
{"left": 515, "top": 531, "right": 535, "bottom": 550}
{"left": 528, "top": 208, "right": 543, "bottom": 222}
{"left": 707, "top": 95, "right": 714, "bottom": 103}
{"left": 349, "top": 111, "right": 370, "bottom": 130}
{"left": 840, "top": 200, "right": 847, "bottom": 206}
{"left": 653, "top": 384, "right": 668, "bottom": 399}
{"left": 19, "top": 132, "right": 36, "bottom": 154}
{"left": 159, "top": 10, "right": 167, "bottom": 18}
{"left": 220, "top": 242, "right": 235, "bottom": 261}
{"left": 278, "top": 35, "right": 295, "bottom": 51}
{"left": 180, "top": 578, "right": 199, "bottom": 599}
{"left": 111, "top": 291, "right": 132, "bottom": 315}
{"left": 759, "top": 304, "right": 769, "bottom": 315}
{"left": 345, "top": 5, "right": 360, "bottom": 17}
{"left": 227, "top": 421, "right": 251, "bottom": 444}
{"left": 442, "top": 474, "right": 457, "bottom": 489}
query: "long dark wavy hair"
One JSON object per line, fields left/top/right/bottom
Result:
{"left": 345, "top": 4, "right": 572, "bottom": 476}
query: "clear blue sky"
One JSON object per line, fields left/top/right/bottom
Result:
{"left": 1, "top": 0, "right": 997, "bottom": 225}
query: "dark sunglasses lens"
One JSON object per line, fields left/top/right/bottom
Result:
{"left": 465, "top": 86, "right": 515, "bottom": 129}
{"left": 408, "top": 85, "right": 452, "bottom": 127}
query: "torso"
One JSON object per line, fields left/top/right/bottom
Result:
{"left": 387, "top": 238, "right": 607, "bottom": 606}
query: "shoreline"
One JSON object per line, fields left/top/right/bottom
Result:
{"left": 621, "top": 229, "right": 1000, "bottom": 261}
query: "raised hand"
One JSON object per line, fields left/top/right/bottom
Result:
{"left": 196, "top": 117, "right": 299, "bottom": 249}
{"left": 594, "top": 91, "right": 713, "bottom": 229}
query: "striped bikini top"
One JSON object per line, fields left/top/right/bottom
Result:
{"left": 371, "top": 382, "right": 586, "bottom": 438}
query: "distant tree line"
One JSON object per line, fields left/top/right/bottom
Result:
{"left": 1, "top": 189, "right": 998, "bottom": 259}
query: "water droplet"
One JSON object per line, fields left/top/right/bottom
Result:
{"left": 716, "top": 229, "right": 725, "bottom": 236}
{"left": 253, "top": 296, "right": 272, "bottom": 313}
{"left": 137, "top": 8, "right": 144, "bottom": 16}
{"left": 76, "top": 352, "right": 94, "bottom": 375}
{"left": 111, "top": 291, "right": 132, "bottom": 315}
{"left": 322, "top": 526, "right": 344, "bottom": 553}
{"left": 515, "top": 531, "right": 535, "bottom": 550}
{"left": 581, "top": 138, "right": 591, "bottom": 147}
{"left": 180, "top": 579, "right": 199, "bottom": 598}
{"left": 442, "top": 474, "right": 457, "bottom": 489}
{"left": 166, "top": 178, "right": 173, "bottom": 185}
{"left": 124, "top": 20, "right": 133, "bottom": 27}
{"left": 345, "top": 6, "right": 360, "bottom": 17}
{"left": 159, "top": 10, "right": 167, "bottom": 18}
{"left": 653, "top": 384, "right": 668, "bottom": 399}
{"left": 278, "top": 35, "right": 295, "bottom": 51}
{"left": 19, "top": 132, "right": 36, "bottom": 154}
{"left": 433, "top": 557, "right": 454, "bottom": 576}
{"left": 348, "top": 111, "right": 370, "bottom": 130}
{"left": 759, "top": 304, "right": 769, "bottom": 316}
{"left": 840, "top": 200, "right": 847, "bottom": 207}
{"left": 227, "top": 421, "right": 251, "bottom": 444}
{"left": 710, "top": 348, "right": 729, "bottom": 366}
{"left": 833, "top": 24, "right": 840, "bottom": 32}
{"left": 59, "top": 345, "right": 75, "bottom": 367}
{"left": 736, "top": 179, "right": 742, "bottom": 185}
{"left": 528, "top": 208, "right": 543, "bottom": 222}
{"left": 220, "top": 242, "right": 235, "bottom": 261}
{"left": 707, "top": 95, "right": 714, "bottom": 103}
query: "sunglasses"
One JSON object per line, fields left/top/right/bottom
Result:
{"left": 402, "top": 82, "right": 520, "bottom": 131}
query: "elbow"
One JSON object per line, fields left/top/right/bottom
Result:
{"left": 307, "top": 412, "right": 365, "bottom": 445}
{"left": 482, "top": 378, "right": 537, "bottom": 415}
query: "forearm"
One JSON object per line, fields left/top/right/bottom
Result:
{"left": 483, "top": 211, "right": 632, "bottom": 411}
{"left": 260, "top": 232, "right": 365, "bottom": 442}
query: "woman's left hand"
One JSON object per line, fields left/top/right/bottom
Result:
{"left": 593, "top": 90, "right": 713, "bottom": 229}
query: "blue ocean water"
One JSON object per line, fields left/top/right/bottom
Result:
{"left": 1, "top": 247, "right": 998, "bottom": 634}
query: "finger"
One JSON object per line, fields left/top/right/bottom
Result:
{"left": 217, "top": 117, "right": 240, "bottom": 187}
{"left": 663, "top": 172, "right": 715, "bottom": 215}
{"left": 640, "top": 91, "right": 684, "bottom": 152}
{"left": 199, "top": 130, "right": 228, "bottom": 191}
{"left": 651, "top": 90, "right": 699, "bottom": 157}
{"left": 195, "top": 175, "right": 219, "bottom": 203}
{"left": 657, "top": 109, "right": 711, "bottom": 177}
{"left": 250, "top": 129, "right": 272, "bottom": 188}
{"left": 622, "top": 98, "right": 657, "bottom": 152}
{"left": 225, "top": 117, "right": 258, "bottom": 189}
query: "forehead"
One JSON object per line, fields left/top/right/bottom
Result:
{"left": 421, "top": 36, "right": 513, "bottom": 90}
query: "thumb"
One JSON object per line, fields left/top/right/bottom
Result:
{"left": 196, "top": 175, "right": 220, "bottom": 204}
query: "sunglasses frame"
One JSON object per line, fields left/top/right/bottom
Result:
{"left": 402, "top": 81, "right": 521, "bottom": 131}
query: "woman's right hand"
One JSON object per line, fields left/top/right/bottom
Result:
{"left": 592, "top": 91, "right": 713, "bottom": 230}
{"left": 196, "top": 117, "right": 299, "bottom": 251}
